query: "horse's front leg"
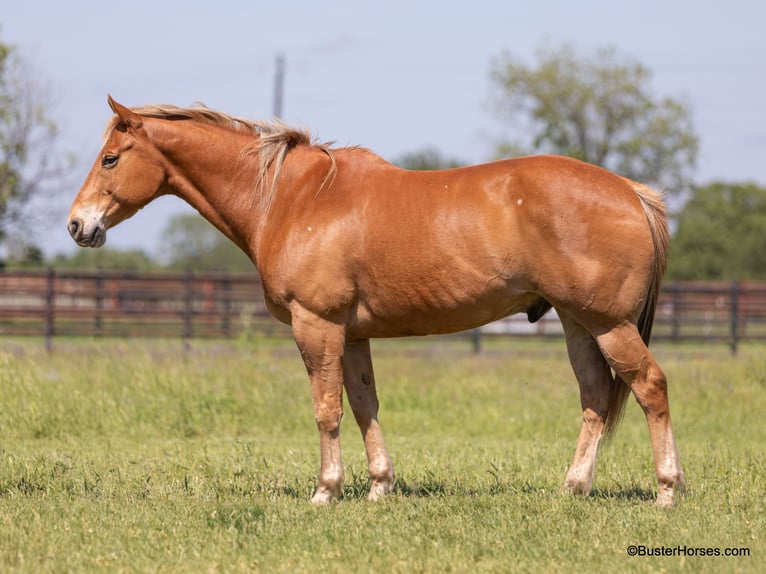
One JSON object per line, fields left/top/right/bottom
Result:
{"left": 291, "top": 304, "right": 347, "bottom": 503}
{"left": 343, "top": 339, "right": 394, "bottom": 500}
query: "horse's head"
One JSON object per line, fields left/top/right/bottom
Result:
{"left": 67, "top": 96, "right": 167, "bottom": 247}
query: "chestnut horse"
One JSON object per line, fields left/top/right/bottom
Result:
{"left": 68, "top": 97, "right": 685, "bottom": 506}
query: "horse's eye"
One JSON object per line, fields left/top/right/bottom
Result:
{"left": 102, "top": 155, "right": 119, "bottom": 168}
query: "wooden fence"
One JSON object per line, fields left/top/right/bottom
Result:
{"left": 1, "top": 269, "right": 766, "bottom": 353}
{"left": 0, "top": 269, "right": 289, "bottom": 350}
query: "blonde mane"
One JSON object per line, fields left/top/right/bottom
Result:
{"left": 107, "top": 104, "right": 337, "bottom": 210}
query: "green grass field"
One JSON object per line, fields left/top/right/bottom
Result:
{"left": 0, "top": 337, "right": 763, "bottom": 573}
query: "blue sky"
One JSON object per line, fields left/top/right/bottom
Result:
{"left": 3, "top": 0, "right": 765, "bottom": 257}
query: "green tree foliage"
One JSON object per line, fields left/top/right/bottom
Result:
{"left": 49, "top": 248, "right": 158, "bottom": 271}
{"left": 160, "top": 214, "right": 253, "bottom": 272}
{"left": 668, "top": 182, "right": 766, "bottom": 280}
{"left": 395, "top": 147, "right": 464, "bottom": 170}
{"left": 3, "top": 240, "right": 44, "bottom": 268}
{"left": 0, "top": 31, "right": 72, "bottom": 247}
{"left": 489, "top": 44, "right": 699, "bottom": 193}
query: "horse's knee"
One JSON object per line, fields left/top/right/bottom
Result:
{"left": 314, "top": 403, "right": 343, "bottom": 434}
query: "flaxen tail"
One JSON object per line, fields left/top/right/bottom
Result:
{"left": 602, "top": 180, "right": 670, "bottom": 440}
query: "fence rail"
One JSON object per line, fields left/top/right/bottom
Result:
{"left": 2, "top": 269, "right": 766, "bottom": 353}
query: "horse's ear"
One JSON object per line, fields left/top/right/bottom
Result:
{"left": 107, "top": 95, "right": 143, "bottom": 130}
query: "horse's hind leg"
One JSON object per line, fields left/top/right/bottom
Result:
{"left": 343, "top": 339, "right": 394, "bottom": 500}
{"left": 595, "top": 323, "right": 685, "bottom": 507}
{"left": 560, "top": 313, "right": 615, "bottom": 496}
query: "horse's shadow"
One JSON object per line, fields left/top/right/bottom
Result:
{"left": 588, "top": 486, "right": 656, "bottom": 502}
{"left": 332, "top": 475, "right": 657, "bottom": 502}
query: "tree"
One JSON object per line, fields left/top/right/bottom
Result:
{"left": 160, "top": 214, "right": 253, "bottom": 272}
{"left": 49, "top": 248, "right": 158, "bottom": 271}
{"left": 3, "top": 238, "right": 43, "bottom": 268}
{"left": 395, "top": 147, "right": 464, "bottom": 170}
{"left": 489, "top": 44, "right": 699, "bottom": 193}
{"left": 0, "top": 32, "right": 72, "bottom": 252}
{"left": 668, "top": 182, "right": 766, "bottom": 280}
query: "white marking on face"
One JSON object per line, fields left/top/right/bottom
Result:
{"left": 517, "top": 198, "right": 523, "bottom": 206}
{"left": 307, "top": 226, "right": 313, "bottom": 232}
{"left": 76, "top": 205, "right": 107, "bottom": 235}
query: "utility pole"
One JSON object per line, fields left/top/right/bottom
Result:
{"left": 273, "top": 54, "right": 285, "bottom": 119}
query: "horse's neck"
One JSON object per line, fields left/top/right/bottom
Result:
{"left": 153, "top": 121, "right": 261, "bottom": 257}
{"left": 151, "top": 120, "right": 349, "bottom": 266}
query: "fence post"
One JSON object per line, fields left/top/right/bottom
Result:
{"left": 221, "top": 276, "right": 231, "bottom": 337}
{"left": 95, "top": 271, "right": 104, "bottom": 336}
{"left": 470, "top": 328, "right": 482, "bottom": 354}
{"left": 183, "top": 269, "right": 193, "bottom": 344}
{"left": 45, "top": 267, "right": 55, "bottom": 353}
{"left": 671, "top": 282, "right": 681, "bottom": 343}
{"left": 730, "top": 280, "right": 740, "bottom": 355}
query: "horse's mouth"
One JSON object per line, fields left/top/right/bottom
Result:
{"left": 68, "top": 219, "right": 107, "bottom": 248}
{"left": 83, "top": 228, "right": 107, "bottom": 248}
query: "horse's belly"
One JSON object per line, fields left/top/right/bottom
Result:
{"left": 348, "top": 287, "right": 541, "bottom": 339}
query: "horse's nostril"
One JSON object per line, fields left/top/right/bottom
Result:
{"left": 68, "top": 219, "right": 81, "bottom": 238}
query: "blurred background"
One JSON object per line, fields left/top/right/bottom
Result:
{"left": 1, "top": 0, "right": 765, "bottom": 281}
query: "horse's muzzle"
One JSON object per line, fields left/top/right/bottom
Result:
{"left": 68, "top": 217, "right": 106, "bottom": 248}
